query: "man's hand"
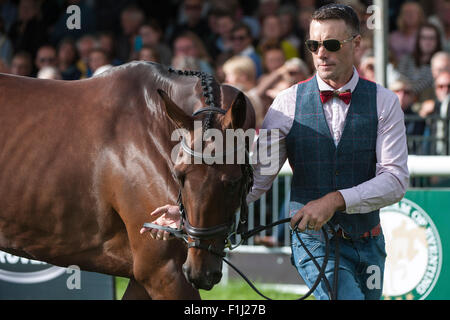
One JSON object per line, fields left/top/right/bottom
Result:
{"left": 290, "top": 191, "right": 346, "bottom": 232}
{"left": 140, "top": 205, "right": 181, "bottom": 240}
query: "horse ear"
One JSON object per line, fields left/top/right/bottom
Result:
{"left": 222, "top": 91, "right": 247, "bottom": 130}
{"left": 157, "top": 89, "right": 193, "bottom": 130}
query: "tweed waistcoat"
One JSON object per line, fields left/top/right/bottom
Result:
{"left": 286, "top": 75, "right": 379, "bottom": 236}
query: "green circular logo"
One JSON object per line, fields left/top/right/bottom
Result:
{"left": 380, "top": 198, "right": 442, "bottom": 300}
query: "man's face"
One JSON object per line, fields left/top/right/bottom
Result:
{"left": 435, "top": 72, "right": 450, "bottom": 102}
{"left": 11, "top": 57, "right": 31, "bottom": 76}
{"left": 432, "top": 57, "right": 450, "bottom": 79}
{"left": 89, "top": 52, "right": 108, "bottom": 72}
{"left": 309, "top": 19, "right": 359, "bottom": 83}
{"left": 393, "top": 85, "right": 415, "bottom": 111}
{"left": 174, "top": 37, "right": 197, "bottom": 57}
{"left": 36, "top": 47, "right": 57, "bottom": 69}
{"left": 184, "top": 0, "right": 203, "bottom": 24}
{"left": 264, "top": 49, "right": 285, "bottom": 73}
{"left": 231, "top": 28, "right": 252, "bottom": 53}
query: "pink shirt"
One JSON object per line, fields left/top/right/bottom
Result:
{"left": 247, "top": 67, "right": 410, "bottom": 214}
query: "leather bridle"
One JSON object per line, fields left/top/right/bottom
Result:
{"left": 143, "top": 105, "right": 254, "bottom": 257}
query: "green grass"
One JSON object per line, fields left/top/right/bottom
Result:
{"left": 115, "top": 277, "right": 307, "bottom": 300}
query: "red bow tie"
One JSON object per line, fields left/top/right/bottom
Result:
{"left": 319, "top": 90, "right": 352, "bottom": 104}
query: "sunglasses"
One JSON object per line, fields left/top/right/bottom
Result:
{"left": 305, "top": 35, "right": 356, "bottom": 53}
{"left": 437, "top": 84, "right": 450, "bottom": 90}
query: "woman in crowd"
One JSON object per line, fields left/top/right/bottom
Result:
{"left": 396, "top": 22, "right": 443, "bottom": 101}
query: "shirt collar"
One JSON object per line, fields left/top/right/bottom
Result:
{"left": 240, "top": 45, "right": 255, "bottom": 55}
{"left": 316, "top": 66, "right": 359, "bottom": 92}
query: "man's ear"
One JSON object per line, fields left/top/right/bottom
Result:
{"left": 157, "top": 89, "right": 193, "bottom": 130}
{"left": 222, "top": 91, "right": 247, "bottom": 130}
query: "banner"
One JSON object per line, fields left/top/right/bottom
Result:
{"left": 380, "top": 190, "right": 450, "bottom": 300}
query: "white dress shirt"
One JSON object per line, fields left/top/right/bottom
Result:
{"left": 247, "top": 67, "right": 410, "bottom": 214}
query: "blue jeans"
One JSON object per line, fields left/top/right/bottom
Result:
{"left": 290, "top": 227, "right": 387, "bottom": 300}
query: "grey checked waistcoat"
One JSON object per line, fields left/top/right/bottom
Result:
{"left": 285, "top": 75, "right": 379, "bottom": 236}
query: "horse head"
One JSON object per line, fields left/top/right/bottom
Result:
{"left": 157, "top": 78, "right": 254, "bottom": 290}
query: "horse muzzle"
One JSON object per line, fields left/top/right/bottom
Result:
{"left": 182, "top": 250, "right": 223, "bottom": 290}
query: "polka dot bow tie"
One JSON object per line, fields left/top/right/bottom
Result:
{"left": 319, "top": 90, "right": 352, "bottom": 104}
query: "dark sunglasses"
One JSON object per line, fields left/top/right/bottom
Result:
{"left": 305, "top": 35, "right": 356, "bottom": 53}
{"left": 437, "top": 84, "right": 450, "bottom": 90}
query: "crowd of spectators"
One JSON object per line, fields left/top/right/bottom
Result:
{"left": 0, "top": 0, "right": 450, "bottom": 156}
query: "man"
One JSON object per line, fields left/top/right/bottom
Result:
{"left": 231, "top": 22, "right": 263, "bottom": 78}
{"left": 390, "top": 79, "right": 424, "bottom": 154}
{"left": 10, "top": 51, "right": 32, "bottom": 76}
{"left": 431, "top": 51, "right": 450, "bottom": 80}
{"left": 141, "top": 4, "right": 409, "bottom": 300}
{"left": 35, "top": 45, "right": 57, "bottom": 72}
{"left": 419, "top": 71, "right": 450, "bottom": 155}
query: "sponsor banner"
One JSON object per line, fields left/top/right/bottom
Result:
{"left": 0, "top": 252, "right": 114, "bottom": 299}
{"left": 380, "top": 190, "right": 450, "bottom": 300}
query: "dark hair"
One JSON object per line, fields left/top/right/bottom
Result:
{"left": 141, "top": 18, "right": 162, "bottom": 34}
{"left": 413, "top": 22, "right": 442, "bottom": 67}
{"left": 231, "top": 22, "right": 252, "bottom": 39}
{"left": 311, "top": 3, "right": 360, "bottom": 36}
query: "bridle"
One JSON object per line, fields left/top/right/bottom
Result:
{"left": 143, "top": 103, "right": 254, "bottom": 257}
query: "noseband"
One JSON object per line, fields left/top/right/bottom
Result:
{"left": 176, "top": 104, "right": 254, "bottom": 257}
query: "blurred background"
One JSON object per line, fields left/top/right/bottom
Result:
{"left": 0, "top": 0, "right": 448, "bottom": 150}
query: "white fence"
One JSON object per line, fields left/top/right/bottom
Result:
{"left": 222, "top": 156, "right": 450, "bottom": 290}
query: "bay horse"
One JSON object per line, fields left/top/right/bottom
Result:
{"left": 0, "top": 61, "right": 255, "bottom": 299}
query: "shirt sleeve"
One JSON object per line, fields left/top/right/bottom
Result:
{"left": 246, "top": 85, "right": 296, "bottom": 203}
{"left": 339, "top": 85, "right": 410, "bottom": 213}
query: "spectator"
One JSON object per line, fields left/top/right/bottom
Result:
{"left": 431, "top": 51, "right": 450, "bottom": 80}
{"left": 428, "top": 0, "right": 450, "bottom": 52}
{"left": 258, "top": 14, "right": 299, "bottom": 60}
{"left": 389, "top": 1, "right": 425, "bottom": 62}
{"left": 264, "top": 57, "right": 310, "bottom": 100}
{"left": 37, "top": 66, "right": 62, "bottom": 80}
{"left": 260, "top": 42, "right": 286, "bottom": 75}
{"left": 10, "top": 51, "right": 32, "bottom": 76}
{"left": 172, "top": 31, "right": 214, "bottom": 75}
{"left": 257, "top": 0, "right": 281, "bottom": 22}
{"left": 390, "top": 78, "right": 425, "bottom": 154}
{"left": 222, "top": 55, "right": 264, "bottom": 128}
{"left": 0, "top": 16, "right": 13, "bottom": 65}
{"left": 213, "top": 9, "right": 235, "bottom": 55}
{"left": 89, "top": 48, "right": 112, "bottom": 77}
{"left": 165, "top": 0, "right": 210, "bottom": 49}
{"left": 359, "top": 53, "right": 375, "bottom": 82}
{"left": 35, "top": 45, "right": 57, "bottom": 73}
{"left": 138, "top": 45, "right": 160, "bottom": 63}
{"left": 57, "top": 37, "right": 81, "bottom": 80}
{"left": 278, "top": 5, "right": 301, "bottom": 51}
{"left": 419, "top": 71, "right": 450, "bottom": 158}
{"left": 98, "top": 32, "right": 121, "bottom": 66}
{"left": 116, "top": 5, "right": 145, "bottom": 63}
{"left": 230, "top": 22, "right": 263, "bottom": 78}
{"left": 138, "top": 20, "right": 171, "bottom": 66}
{"left": 396, "top": 22, "right": 442, "bottom": 101}
{"left": 8, "top": 0, "right": 47, "bottom": 56}
{"left": 76, "top": 34, "right": 97, "bottom": 78}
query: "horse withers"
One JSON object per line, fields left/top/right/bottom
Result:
{"left": 0, "top": 61, "right": 255, "bottom": 299}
